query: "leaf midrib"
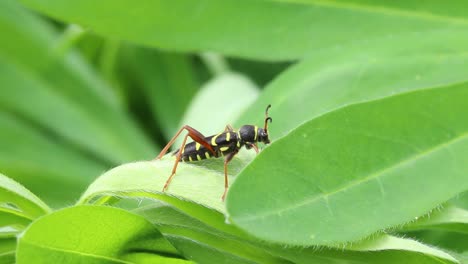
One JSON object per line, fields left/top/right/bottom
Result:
{"left": 19, "top": 239, "right": 132, "bottom": 264}
{"left": 235, "top": 132, "right": 468, "bottom": 222}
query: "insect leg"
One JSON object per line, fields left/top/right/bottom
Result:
{"left": 246, "top": 142, "right": 259, "bottom": 154}
{"left": 155, "top": 125, "right": 215, "bottom": 159}
{"left": 221, "top": 149, "right": 239, "bottom": 201}
{"left": 162, "top": 132, "right": 190, "bottom": 192}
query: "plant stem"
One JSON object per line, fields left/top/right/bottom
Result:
{"left": 200, "top": 52, "right": 230, "bottom": 76}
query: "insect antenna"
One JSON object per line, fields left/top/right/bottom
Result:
{"left": 264, "top": 104, "right": 272, "bottom": 133}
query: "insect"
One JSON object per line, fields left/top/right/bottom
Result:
{"left": 155, "top": 104, "right": 272, "bottom": 201}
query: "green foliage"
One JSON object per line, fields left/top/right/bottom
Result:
{"left": 17, "top": 205, "right": 189, "bottom": 263}
{"left": 228, "top": 83, "right": 468, "bottom": 245}
{"left": 1, "top": 0, "right": 467, "bottom": 263}
{"left": 15, "top": 0, "right": 468, "bottom": 60}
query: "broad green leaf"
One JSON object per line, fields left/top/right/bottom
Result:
{"left": 79, "top": 159, "right": 250, "bottom": 214}
{"left": 17, "top": 0, "right": 468, "bottom": 60}
{"left": 118, "top": 46, "right": 199, "bottom": 140}
{"left": 78, "top": 159, "right": 265, "bottom": 242}
{"left": 0, "top": 111, "right": 107, "bottom": 206}
{"left": 0, "top": 173, "right": 50, "bottom": 219}
{"left": 16, "top": 205, "right": 189, "bottom": 264}
{"left": 235, "top": 52, "right": 468, "bottom": 140}
{"left": 228, "top": 83, "right": 468, "bottom": 245}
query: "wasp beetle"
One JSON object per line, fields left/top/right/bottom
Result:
{"left": 155, "top": 105, "right": 272, "bottom": 200}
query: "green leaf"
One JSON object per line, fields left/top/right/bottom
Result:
{"left": 456, "top": 252, "right": 468, "bottom": 264}
{"left": 0, "top": 208, "right": 32, "bottom": 227}
{"left": 0, "top": 237, "right": 16, "bottom": 264}
{"left": 227, "top": 83, "right": 468, "bottom": 245}
{"left": 135, "top": 203, "right": 458, "bottom": 264}
{"left": 404, "top": 230, "right": 468, "bottom": 255}
{"left": 0, "top": 111, "right": 108, "bottom": 206}
{"left": 78, "top": 159, "right": 264, "bottom": 243}
{"left": 452, "top": 191, "right": 468, "bottom": 210}
{"left": 235, "top": 52, "right": 468, "bottom": 140}
{"left": 402, "top": 205, "right": 468, "bottom": 234}
{"left": 0, "top": 0, "right": 120, "bottom": 110}
{"left": 0, "top": 173, "right": 50, "bottom": 220}
{"left": 0, "top": 1, "right": 156, "bottom": 164}
{"left": 17, "top": 0, "right": 468, "bottom": 60}
{"left": 398, "top": 205, "right": 468, "bottom": 253}
{"left": 118, "top": 46, "right": 199, "bottom": 140}
{"left": 228, "top": 58, "right": 292, "bottom": 87}
{"left": 16, "top": 205, "right": 189, "bottom": 264}
{"left": 81, "top": 171, "right": 459, "bottom": 263}
{"left": 134, "top": 203, "right": 291, "bottom": 264}
{"left": 271, "top": 235, "right": 459, "bottom": 264}
{"left": 79, "top": 160, "right": 245, "bottom": 214}
{"left": 0, "top": 57, "right": 154, "bottom": 165}
{"left": 347, "top": 235, "right": 455, "bottom": 258}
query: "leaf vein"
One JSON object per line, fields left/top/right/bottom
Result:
{"left": 236, "top": 133, "right": 468, "bottom": 222}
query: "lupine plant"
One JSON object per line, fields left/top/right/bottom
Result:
{"left": 1, "top": 0, "right": 467, "bottom": 263}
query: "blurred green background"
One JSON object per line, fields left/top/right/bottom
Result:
{"left": 0, "top": 1, "right": 289, "bottom": 207}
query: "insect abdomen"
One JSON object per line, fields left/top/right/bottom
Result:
{"left": 178, "top": 141, "right": 215, "bottom": 162}
{"left": 176, "top": 131, "right": 239, "bottom": 162}
{"left": 173, "top": 142, "right": 213, "bottom": 162}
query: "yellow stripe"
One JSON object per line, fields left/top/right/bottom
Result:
{"left": 226, "top": 132, "right": 230, "bottom": 141}
{"left": 211, "top": 134, "right": 220, "bottom": 146}
{"left": 188, "top": 156, "right": 193, "bottom": 162}
{"left": 197, "top": 154, "right": 202, "bottom": 161}
{"left": 254, "top": 126, "right": 258, "bottom": 141}
{"left": 220, "top": 146, "right": 229, "bottom": 152}
{"left": 205, "top": 152, "right": 210, "bottom": 159}
{"left": 237, "top": 141, "right": 241, "bottom": 148}
{"left": 195, "top": 142, "right": 201, "bottom": 151}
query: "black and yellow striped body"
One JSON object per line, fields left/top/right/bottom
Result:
{"left": 175, "top": 130, "right": 243, "bottom": 162}
{"left": 157, "top": 104, "right": 272, "bottom": 201}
